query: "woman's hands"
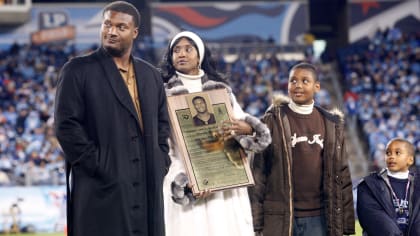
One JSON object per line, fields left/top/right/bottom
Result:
{"left": 187, "top": 183, "right": 212, "bottom": 199}
{"left": 220, "top": 119, "right": 253, "bottom": 139}
{"left": 184, "top": 119, "right": 254, "bottom": 200}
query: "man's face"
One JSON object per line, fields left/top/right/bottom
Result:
{"left": 385, "top": 141, "right": 414, "bottom": 172}
{"left": 193, "top": 98, "right": 207, "bottom": 114}
{"left": 101, "top": 10, "right": 138, "bottom": 57}
{"left": 288, "top": 68, "right": 320, "bottom": 105}
{"left": 171, "top": 38, "right": 200, "bottom": 75}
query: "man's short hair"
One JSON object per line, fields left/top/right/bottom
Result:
{"left": 103, "top": 1, "right": 141, "bottom": 28}
{"left": 192, "top": 96, "right": 206, "bottom": 104}
{"left": 289, "top": 62, "right": 318, "bottom": 81}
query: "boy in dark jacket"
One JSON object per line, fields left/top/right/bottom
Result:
{"left": 249, "top": 62, "right": 355, "bottom": 236}
{"left": 357, "top": 138, "right": 420, "bottom": 236}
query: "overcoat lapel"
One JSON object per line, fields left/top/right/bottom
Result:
{"left": 95, "top": 48, "right": 141, "bottom": 127}
{"left": 132, "top": 60, "right": 148, "bottom": 134}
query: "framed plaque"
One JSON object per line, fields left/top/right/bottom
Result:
{"left": 167, "top": 89, "right": 254, "bottom": 195}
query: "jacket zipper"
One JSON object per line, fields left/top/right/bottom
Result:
{"left": 278, "top": 108, "right": 293, "bottom": 236}
{"left": 329, "top": 124, "right": 337, "bottom": 235}
{"left": 406, "top": 173, "right": 415, "bottom": 234}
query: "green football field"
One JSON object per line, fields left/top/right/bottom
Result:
{"left": 10, "top": 221, "right": 363, "bottom": 235}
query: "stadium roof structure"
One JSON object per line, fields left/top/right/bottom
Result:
{"left": 0, "top": 0, "right": 32, "bottom": 25}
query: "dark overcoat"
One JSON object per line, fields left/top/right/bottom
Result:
{"left": 55, "top": 47, "right": 170, "bottom": 236}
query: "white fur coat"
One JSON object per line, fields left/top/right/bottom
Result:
{"left": 163, "top": 75, "right": 270, "bottom": 236}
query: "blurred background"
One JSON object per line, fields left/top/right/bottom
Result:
{"left": 0, "top": 0, "right": 419, "bottom": 235}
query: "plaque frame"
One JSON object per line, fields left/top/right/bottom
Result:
{"left": 166, "top": 89, "right": 255, "bottom": 195}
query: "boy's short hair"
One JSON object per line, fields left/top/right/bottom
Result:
{"left": 103, "top": 1, "right": 141, "bottom": 28}
{"left": 386, "top": 138, "right": 415, "bottom": 157}
{"left": 289, "top": 62, "right": 318, "bottom": 81}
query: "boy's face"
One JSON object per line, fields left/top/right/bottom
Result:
{"left": 385, "top": 141, "right": 414, "bottom": 172}
{"left": 288, "top": 68, "right": 320, "bottom": 105}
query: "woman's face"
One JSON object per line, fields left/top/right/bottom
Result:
{"left": 171, "top": 38, "right": 200, "bottom": 75}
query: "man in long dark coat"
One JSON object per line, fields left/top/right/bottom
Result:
{"left": 54, "top": 2, "right": 170, "bottom": 236}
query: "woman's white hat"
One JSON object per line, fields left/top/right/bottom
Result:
{"left": 170, "top": 31, "right": 205, "bottom": 66}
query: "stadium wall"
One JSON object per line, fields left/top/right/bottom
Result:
{"left": 0, "top": 0, "right": 418, "bottom": 50}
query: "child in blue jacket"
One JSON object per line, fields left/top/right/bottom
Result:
{"left": 357, "top": 138, "right": 419, "bottom": 236}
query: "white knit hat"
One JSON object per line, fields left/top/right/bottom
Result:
{"left": 169, "top": 31, "right": 205, "bottom": 66}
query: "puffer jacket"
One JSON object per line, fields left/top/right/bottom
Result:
{"left": 249, "top": 95, "right": 355, "bottom": 236}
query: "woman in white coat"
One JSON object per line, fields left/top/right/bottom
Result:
{"left": 159, "top": 31, "right": 271, "bottom": 236}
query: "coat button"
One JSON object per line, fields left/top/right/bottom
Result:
{"left": 336, "top": 207, "right": 341, "bottom": 213}
{"left": 131, "top": 157, "right": 139, "bottom": 163}
{"left": 335, "top": 175, "right": 341, "bottom": 184}
{"left": 131, "top": 135, "right": 138, "bottom": 142}
{"left": 132, "top": 182, "right": 139, "bottom": 187}
{"left": 132, "top": 230, "right": 139, "bottom": 234}
{"left": 337, "top": 145, "right": 341, "bottom": 149}
{"left": 132, "top": 205, "right": 139, "bottom": 210}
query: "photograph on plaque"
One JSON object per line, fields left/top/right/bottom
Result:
{"left": 167, "top": 89, "right": 254, "bottom": 195}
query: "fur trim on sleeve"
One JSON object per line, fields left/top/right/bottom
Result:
{"left": 171, "top": 172, "right": 196, "bottom": 206}
{"left": 235, "top": 115, "right": 271, "bottom": 153}
{"left": 203, "top": 80, "right": 271, "bottom": 152}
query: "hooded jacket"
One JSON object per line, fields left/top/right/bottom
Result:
{"left": 249, "top": 95, "right": 355, "bottom": 236}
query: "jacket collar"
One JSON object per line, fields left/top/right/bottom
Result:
{"left": 95, "top": 47, "right": 141, "bottom": 127}
{"left": 269, "top": 93, "right": 344, "bottom": 123}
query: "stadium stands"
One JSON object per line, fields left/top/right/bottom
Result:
{"left": 0, "top": 25, "right": 418, "bottom": 186}
{"left": 0, "top": 43, "right": 95, "bottom": 186}
{"left": 339, "top": 28, "right": 420, "bottom": 170}
{"left": 0, "top": 40, "right": 334, "bottom": 186}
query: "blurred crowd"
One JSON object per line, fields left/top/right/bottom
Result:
{"left": 340, "top": 28, "right": 420, "bottom": 169}
{"left": 1, "top": 27, "right": 417, "bottom": 186}
{"left": 0, "top": 43, "right": 93, "bottom": 186}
